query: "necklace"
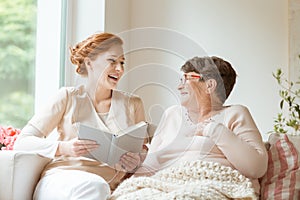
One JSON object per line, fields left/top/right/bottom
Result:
{"left": 185, "top": 108, "right": 221, "bottom": 128}
{"left": 184, "top": 111, "right": 212, "bottom": 137}
{"left": 184, "top": 110, "right": 195, "bottom": 126}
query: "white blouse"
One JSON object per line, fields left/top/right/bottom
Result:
{"left": 14, "top": 85, "right": 146, "bottom": 184}
{"left": 138, "top": 104, "right": 268, "bottom": 194}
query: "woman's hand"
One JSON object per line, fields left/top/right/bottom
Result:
{"left": 56, "top": 138, "right": 99, "bottom": 157}
{"left": 118, "top": 152, "right": 142, "bottom": 173}
{"left": 196, "top": 119, "right": 214, "bottom": 136}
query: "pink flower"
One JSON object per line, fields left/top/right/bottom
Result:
{"left": 0, "top": 126, "right": 21, "bottom": 150}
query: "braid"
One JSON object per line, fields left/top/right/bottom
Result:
{"left": 69, "top": 33, "right": 123, "bottom": 76}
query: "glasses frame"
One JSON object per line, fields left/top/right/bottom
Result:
{"left": 180, "top": 73, "right": 204, "bottom": 85}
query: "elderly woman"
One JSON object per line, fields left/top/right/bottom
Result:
{"left": 111, "top": 56, "right": 268, "bottom": 199}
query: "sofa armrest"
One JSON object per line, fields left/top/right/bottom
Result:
{"left": 0, "top": 151, "right": 51, "bottom": 200}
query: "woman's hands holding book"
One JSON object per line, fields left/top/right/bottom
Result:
{"left": 56, "top": 138, "right": 99, "bottom": 157}
{"left": 118, "top": 152, "right": 142, "bottom": 173}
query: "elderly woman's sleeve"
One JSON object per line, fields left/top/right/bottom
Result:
{"left": 203, "top": 105, "right": 268, "bottom": 179}
{"left": 14, "top": 87, "right": 69, "bottom": 158}
{"left": 134, "top": 108, "right": 169, "bottom": 176}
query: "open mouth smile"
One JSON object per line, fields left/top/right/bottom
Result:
{"left": 108, "top": 74, "right": 119, "bottom": 81}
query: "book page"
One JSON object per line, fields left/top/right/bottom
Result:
{"left": 78, "top": 124, "right": 112, "bottom": 163}
{"left": 108, "top": 122, "right": 148, "bottom": 165}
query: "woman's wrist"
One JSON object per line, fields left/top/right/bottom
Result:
{"left": 140, "top": 145, "right": 148, "bottom": 162}
{"left": 126, "top": 152, "right": 143, "bottom": 173}
{"left": 56, "top": 141, "right": 66, "bottom": 156}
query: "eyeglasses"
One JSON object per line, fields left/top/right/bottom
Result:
{"left": 180, "top": 73, "right": 203, "bottom": 85}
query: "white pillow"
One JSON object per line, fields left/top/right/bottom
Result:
{"left": 0, "top": 151, "right": 51, "bottom": 200}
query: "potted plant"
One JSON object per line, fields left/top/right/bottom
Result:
{"left": 261, "top": 64, "right": 300, "bottom": 200}
{"left": 271, "top": 66, "right": 300, "bottom": 136}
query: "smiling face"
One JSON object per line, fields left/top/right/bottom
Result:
{"left": 86, "top": 44, "right": 125, "bottom": 90}
{"left": 177, "top": 72, "right": 207, "bottom": 109}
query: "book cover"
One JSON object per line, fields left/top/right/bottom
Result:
{"left": 78, "top": 121, "right": 148, "bottom": 165}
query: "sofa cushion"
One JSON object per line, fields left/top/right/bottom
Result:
{"left": 260, "top": 133, "right": 300, "bottom": 199}
{"left": 0, "top": 151, "right": 51, "bottom": 200}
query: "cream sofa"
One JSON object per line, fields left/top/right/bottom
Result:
{"left": 0, "top": 151, "right": 51, "bottom": 200}
{"left": 0, "top": 124, "right": 157, "bottom": 200}
{"left": 0, "top": 133, "right": 299, "bottom": 200}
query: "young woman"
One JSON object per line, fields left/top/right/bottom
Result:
{"left": 14, "top": 32, "right": 147, "bottom": 200}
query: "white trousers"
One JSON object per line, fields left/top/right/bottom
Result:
{"left": 33, "top": 170, "right": 111, "bottom": 200}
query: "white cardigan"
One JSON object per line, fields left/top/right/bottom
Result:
{"left": 137, "top": 104, "right": 267, "bottom": 194}
{"left": 14, "top": 85, "right": 145, "bottom": 188}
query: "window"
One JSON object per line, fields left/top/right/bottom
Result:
{"left": 0, "top": 0, "right": 37, "bottom": 128}
{"left": 0, "top": 0, "right": 64, "bottom": 128}
{"left": 0, "top": 0, "right": 105, "bottom": 129}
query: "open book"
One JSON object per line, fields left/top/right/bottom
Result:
{"left": 78, "top": 121, "right": 148, "bottom": 166}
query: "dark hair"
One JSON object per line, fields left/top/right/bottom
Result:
{"left": 181, "top": 56, "right": 237, "bottom": 103}
{"left": 69, "top": 32, "right": 123, "bottom": 76}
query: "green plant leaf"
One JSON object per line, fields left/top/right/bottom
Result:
{"left": 280, "top": 99, "right": 284, "bottom": 109}
{"left": 271, "top": 64, "right": 300, "bottom": 135}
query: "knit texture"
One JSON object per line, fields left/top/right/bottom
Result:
{"left": 110, "top": 160, "right": 257, "bottom": 200}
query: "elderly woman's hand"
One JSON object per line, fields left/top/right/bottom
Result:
{"left": 118, "top": 152, "right": 142, "bottom": 173}
{"left": 196, "top": 119, "right": 214, "bottom": 136}
{"left": 56, "top": 138, "right": 99, "bottom": 157}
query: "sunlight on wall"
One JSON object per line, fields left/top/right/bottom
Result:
{"left": 35, "top": 0, "right": 61, "bottom": 112}
{"left": 105, "top": 0, "right": 289, "bottom": 141}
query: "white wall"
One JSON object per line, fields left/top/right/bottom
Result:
{"left": 289, "top": 0, "right": 300, "bottom": 81}
{"left": 65, "top": 0, "right": 106, "bottom": 87}
{"left": 105, "top": 0, "right": 131, "bottom": 90}
{"left": 105, "top": 0, "right": 289, "bottom": 140}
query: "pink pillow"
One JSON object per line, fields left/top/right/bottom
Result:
{"left": 260, "top": 133, "right": 300, "bottom": 199}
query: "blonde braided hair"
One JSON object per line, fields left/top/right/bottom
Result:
{"left": 69, "top": 32, "right": 123, "bottom": 76}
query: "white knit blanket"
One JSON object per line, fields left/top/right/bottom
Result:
{"left": 110, "top": 160, "right": 257, "bottom": 200}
